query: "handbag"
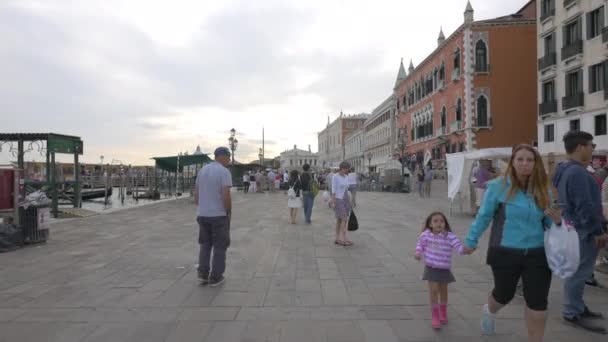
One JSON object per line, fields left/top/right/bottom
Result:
{"left": 544, "top": 220, "right": 580, "bottom": 279}
{"left": 309, "top": 173, "right": 320, "bottom": 197}
{"left": 347, "top": 210, "right": 359, "bottom": 231}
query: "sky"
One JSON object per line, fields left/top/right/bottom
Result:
{"left": 0, "top": 0, "right": 522, "bottom": 165}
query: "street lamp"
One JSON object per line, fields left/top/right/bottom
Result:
{"left": 258, "top": 148, "right": 263, "bottom": 165}
{"left": 398, "top": 127, "right": 408, "bottom": 177}
{"left": 228, "top": 128, "right": 238, "bottom": 167}
{"left": 367, "top": 152, "right": 372, "bottom": 175}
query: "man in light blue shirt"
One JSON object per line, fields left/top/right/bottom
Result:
{"left": 194, "top": 147, "right": 232, "bottom": 287}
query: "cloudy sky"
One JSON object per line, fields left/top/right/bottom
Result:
{"left": 0, "top": 0, "right": 521, "bottom": 165}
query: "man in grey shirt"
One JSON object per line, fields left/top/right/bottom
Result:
{"left": 194, "top": 147, "right": 233, "bottom": 286}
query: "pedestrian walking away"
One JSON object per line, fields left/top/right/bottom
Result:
{"left": 300, "top": 164, "right": 316, "bottom": 224}
{"left": 287, "top": 170, "right": 302, "bottom": 224}
{"left": 194, "top": 146, "right": 233, "bottom": 287}
{"left": 249, "top": 171, "right": 257, "bottom": 193}
{"left": 347, "top": 167, "right": 358, "bottom": 208}
{"left": 424, "top": 163, "right": 433, "bottom": 198}
{"left": 417, "top": 167, "right": 425, "bottom": 198}
{"left": 463, "top": 144, "right": 562, "bottom": 341}
{"left": 415, "top": 211, "right": 466, "bottom": 329}
{"left": 331, "top": 162, "right": 354, "bottom": 246}
{"left": 553, "top": 130, "right": 608, "bottom": 334}
{"left": 242, "top": 173, "right": 250, "bottom": 193}
{"left": 268, "top": 169, "right": 276, "bottom": 193}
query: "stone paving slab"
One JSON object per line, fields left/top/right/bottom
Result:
{"left": 0, "top": 189, "right": 607, "bottom": 341}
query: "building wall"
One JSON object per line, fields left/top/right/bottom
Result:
{"left": 318, "top": 115, "right": 368, "bottom": 168}
{"left": 537, "top": 0, "right": 608, "bottom": 154}
{"left": 473, "top": 24, "right": 538, "bottom": 148}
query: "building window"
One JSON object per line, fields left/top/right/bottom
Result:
{"left": 570, "top": 119, "right": 580, "bottom": 131}
{"left": 459, "top": 142, "right": 465, "bottom": 152}
{"left": 441, "top": 107, "right": 446, "bottom": 128}
{"left": 587, "top": 6, "right": 605, "bottom": 40}
{"left": 454, "top": 48, "right": 461, "bottom": 72}
{"left": 564, "top": 18, "right": 582, "bottom": 46}
{"left": 475, "top": 40, "right": 488, "bottom": 72}
{"left": 541, "top": 0, "right": 554, "bottom": 20}
{"left": 544, "top": 33, "right": 555, "bottom": 56}
{"left": 595, "top": 114, "right": 607, "bottom": 136}
{"left": 290, "top": 160, "right": 293, "bottom": 166}
{"left": 589, "top": 62, "right": 605, "bottom": 93}
{"left": 566, "top": 69, "right": 583, "bottom": 96}
{"left": 476, "top": 96, "right": 489, "bottom": 127}
{"left": 542, "top": 80, "right": 555, "bottom": 102}
{"left": 439, "top": 63, "right": 445, "bottom": 81}
{"left": 544, "top": 124, "right": 555, "bottom": 142}
{"left": 456, "top": 98, "right": 462, "bottom": 121}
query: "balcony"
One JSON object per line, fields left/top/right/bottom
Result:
{"left": 475, "top": 64, "right": 490, "bottom": 73}
{"left": 562, "top": 93, "right": 584, "bottom": 110}
{"left": 563, "top": 0, "right": 576, "bottom": 8}
{"left": 538, "top": 52, "right": 556, "bottom": 71}
{"left": 538, "top": 100, "right": 558, "bottom": 116}
{"left": 451, "top": 69, "right": 460, "bottom": 82}
{"left": 435, "top": 127, "right": 446, "bottom": 136}
{"left": 540, "top": 8, "right": 555, "bottom": 22}
{"left": 561, "top": 40, "right": 583, "bottom": 61}
{"left": 450, "top": 121, "right": 463, "bottom": 133}
{"left": 603, "top": 26, "right": 608, "bottom": 43}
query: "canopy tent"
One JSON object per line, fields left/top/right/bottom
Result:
{"left": 152, "top": 154, "right": 211, "bottom": 172}
{"left": 446, "top": 148, "right": 512, "bottom": 214}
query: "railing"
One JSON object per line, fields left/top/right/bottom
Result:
{"left": 538, "top": 100, "right": 558, "bottom": 115}
{"left": 435, "top": 127, "right": 446, "bottom": 136}
{"left": 563, "top": 0, "right": 577, "bottom": 8}
{"left": 437, "top": 80, "right": 445, "bottom": 90}
{"left": 538, "top": 52, "right": 556, "bottom": 70}
{"left": 451, "top": 69, "right": 460, "bottom": 82}
{"left": 562, "top": 93, "right": 584, "bottom": 110}
{"left": 450, "top": 121, "right": 463, "bottom": 133}
{"left": 561, "top": 40, "right": 583, "bottom": 61}
{"left": 540, "top": 8, "right": 555, "bottom": 22}
{"left": 603, "top": 26, "right": 608, "bottom": 43}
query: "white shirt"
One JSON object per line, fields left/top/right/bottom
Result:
{"left": 331, "top": 173, "right": 350, "bottom": 199}
{"left": 283, "top": 173, "right": 289, "bottom": 182}
{"left": 243, "top": 175, "right": 249, "bottom": 182}
{"left": 347, "top": 173, "right": 357, "bottom": 185}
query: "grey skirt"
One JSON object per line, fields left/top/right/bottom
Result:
{"left": 422, "top": 266, "right": 455, "bottom": 283}
{"left": 334, "top": 194, "right": 351, "bottom": 219}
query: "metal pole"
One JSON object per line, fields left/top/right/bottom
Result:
{"left": 51, "top": 152, "right": 58, "bottom": 218}
{"left": 74, "top": 153, "right": 81, "bottom": 208}
{"left": 17, "top": 139, "right": 24, "bottom": 170}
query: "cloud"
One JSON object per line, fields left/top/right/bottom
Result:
{"left": 0, "top": 0, "right": 523, "bottom": 165}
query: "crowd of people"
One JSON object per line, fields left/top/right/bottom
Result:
{"left": 195, "top": 130, "right": 608, "bottom": 341}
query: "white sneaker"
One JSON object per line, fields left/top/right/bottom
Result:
{"left": 481, "top": 304, "right": 496, "bottom": 335}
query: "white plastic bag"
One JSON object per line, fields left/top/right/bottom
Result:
{"left": 321, "top": 191, "right": 331, "bottom": 203}
{"left": 544, "top": 220, "right": 580, "bottom": 279}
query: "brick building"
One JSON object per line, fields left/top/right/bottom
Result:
{"left": 394, "top": 0, "right": 538, "bottom": 168}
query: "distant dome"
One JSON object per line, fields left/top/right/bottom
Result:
{"left": 193, "top": 145, "right": 203, "bottom": 155}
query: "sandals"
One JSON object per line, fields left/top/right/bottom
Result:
{"left": 334, "top": 240, "right": 354, "bottom": 246}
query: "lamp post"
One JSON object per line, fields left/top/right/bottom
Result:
{"left": 397, "top": 127, "right": 408, "bottom": 177}
{"left": 228, "top": 128, "right": 238, "bottom": 167}
{"left": 367, "top": 152, "right": 372, "bottom": 175}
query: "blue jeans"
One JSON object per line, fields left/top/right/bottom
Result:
{"left": 563, "top": 235, "right": 599, "bottom": 318}
{"left": 302, "top": 191, "right": 315, "bottom": 223}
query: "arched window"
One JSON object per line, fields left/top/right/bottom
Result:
{"left": 439, "top": 62, "right": 445, "bottom": 81}
{"left": 456, "top": 98, "right": 462, "bottom": 121}
{"left": 454, "top": 48, "right": 461, "bottom": 71}
{"left": 441, "top": 107, "right": 446, "bottom": 128}
{"left": 477, "top": 96, "right": 488, "bottom": 127}
{"left": 475, "top": 40, "right": 488, "bottom": 72}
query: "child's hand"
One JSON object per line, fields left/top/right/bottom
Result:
{"left": 414, "top": 253, "right": 421, "bottom": 261}
{"left": 462, "top": 246, "right": 476, "bottom": 255}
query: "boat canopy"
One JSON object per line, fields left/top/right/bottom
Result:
{"left": 152, "top": 154, "right": 212, "bottom": 172}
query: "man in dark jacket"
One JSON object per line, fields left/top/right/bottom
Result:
{"left": 553, "top": 130, "right": 608, "bottom": 334}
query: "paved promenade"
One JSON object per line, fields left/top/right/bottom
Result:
{"left": 0, "top": 188, "right": 607, "bottom": 341}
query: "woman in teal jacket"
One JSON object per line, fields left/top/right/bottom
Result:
{"left": 463, "top": 144, "right": 561, "bottom": 342}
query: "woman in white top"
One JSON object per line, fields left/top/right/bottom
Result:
{"left": 347, "top": 167, "right": 358, "bottom": 208}
{"left": 331, "top": 161, "right": 353, "bottom": 246}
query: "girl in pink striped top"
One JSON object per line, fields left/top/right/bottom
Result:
{"left": 415, "top": 211, "right": 465, "bottom": 329}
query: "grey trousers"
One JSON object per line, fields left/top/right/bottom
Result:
{"left": 197, "top": 216, "right": 231, "bottom": 279}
